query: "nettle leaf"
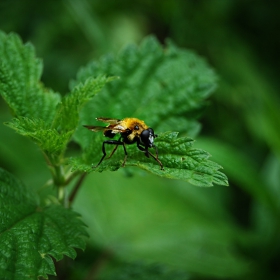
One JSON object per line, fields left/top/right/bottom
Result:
{"left": 70, "top": 36, "right": 227, "bottom": 186}
{"left": 0, "top": 31, "right": 60, "bottom": 124}
{"left": 72, "top": 35, "right": 217, "bottom": 147}
{"left": 3, "top": 76, "right": 114, "bottom": 156}
{"left": 5, "top": 117, "right": 72, "bottom": 154}
{"left": 71, "top": 132, "right": 228, "bottom": 187}
{"left": 53, "top": 76, "right": 117, "bottom": 133}
{"left": 0, "top": 32, "right": 114, "bottom": 157}
{"left": 0, "top": 168, "right": 88, "bottom": 279}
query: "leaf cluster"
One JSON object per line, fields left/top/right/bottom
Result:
{"left": 70, "top": 36, "right": 226, "bottom": 186}
{"left": 0, "top": 32, "right": 227, "bottom": 187}
{"left": 0, "top": 168, "right": 88, "bottom": 279}
{"left": 72, "top": 36, "right": 217, "bottom": 140}
{"left": 0, "top": 31, "right": 228, "bottom": 279}
{"left": 0, "top": 32, "right": 113, "bottom": 164}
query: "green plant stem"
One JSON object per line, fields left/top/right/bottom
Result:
{"left": 43, "top": 152, "right": 84, "bottom": 204}
{"left": 69, "top": 172, "right": 87, "bottom": 206}
{"left": 54, "top": 165, "right": 66, "bottom": 185}
{"left": 64, "top": 170, "right": 80, "bottom": 185}
{"left": 58, "top": 186, "right": 65, "bottom": 203}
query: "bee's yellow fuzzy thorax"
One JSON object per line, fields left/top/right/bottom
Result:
{"left": 122, "top": 118, "right": 148, "bottom": 141}
{"left": 122, "top": 118, "right": 148, "bottom": 130}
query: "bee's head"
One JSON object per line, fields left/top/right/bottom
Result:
{"left": 140, "top": 128, "right": 157, "bottom": 147}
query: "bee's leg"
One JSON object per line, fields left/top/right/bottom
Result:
{"left": 136, "top": 141, "right": 164, "bottom": 170}
{"left": 93, "top": 140, "right": 126, "bottom": 168}
{"left": 136, "top": 141, "right": 148, "bottom": 156}
{"left": 136, "top": 141, "right": 150, "bottom": 158}
{"left": 121, "top": 143, "right": 128, "bottom": 167}
{"left": 147, "top": 146, "right": 164, "bottom": 170}
{"left": 107, "top": 137, "right": 122, "bottom": 159}
{"left": 153, "top": 144, "right": 159, "bottom": 159}
{"left": 107, "top": 145, "right": 119, "bottom": 159}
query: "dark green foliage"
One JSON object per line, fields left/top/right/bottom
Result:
{"left": 72, "top": 36, "right": 217, "bottom": 138}
{"left": 52, "top": 75, "right": 117, "bottom": 133}
{"left": 5, "top": 117, "right": 73, "bottom": 154}
{"left": 0, "top": 32, "right": 113, "bottom": 160}
{"left": 0, "top": 30, "right": 228, "bottom": 279}
{"left": 0, "top": 168, "right": 87, "bottom": 279}
{"left": 0, "top": 1, "right": 280, "bottom": 279}
{"left": 98, "top": 262, "right": 190, "bottom": 280}
{"left": 0, "top": 32, "right": 227, "bottom": 186}
{"left": 70, "top": 36, "right": 226, "bottom": 186}
{"left": 0, "top": 32, "right": 60, "bottom": 123}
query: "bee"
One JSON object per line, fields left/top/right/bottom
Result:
{"left": 84, "top": 117, "right": 163, "bottom": 170}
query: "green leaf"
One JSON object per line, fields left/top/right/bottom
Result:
{"left": 0, "top": 32, "right": 114, "bottom": 157}
{"left": 69, "top": 36, "right": 225, "bottom": 187}
{"left": 53, "top": 75, "right": 117, "bottom": 133}
{"left": 3, "top": 75, "right": 115, "bottom": 156}
{"left": 71, "top": 132, "right": 228, "bottom": 187}
{"left": 0, "top": 31, "right": 60, "bottom": 124}
{"left": 72, "top": 35, "right": 217, "bottom": 149}
{"left": 5, "top": 117, "right": 72, "bottom": 155}
{"left": 0, "top": 168, "right": 88, "bottom": 279}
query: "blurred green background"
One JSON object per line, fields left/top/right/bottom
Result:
{"left": 1, "top": 0, "right": 280, "bottom": 279}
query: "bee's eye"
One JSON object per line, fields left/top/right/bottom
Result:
{"left": 141, "top": 128, "right": 155, "bottom": 147}
{"left": 134, "top": 125, "right": 139, "bottom": 130}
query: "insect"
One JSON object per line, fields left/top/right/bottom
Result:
{"left": 84, "top": 117, "right": 163, "bottom": 170}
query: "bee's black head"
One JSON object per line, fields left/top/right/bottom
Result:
{"left": 140, "top": 128, "right": 157, "bottom": 147}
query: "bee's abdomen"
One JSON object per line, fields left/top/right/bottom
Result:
{"left": 104, "top": 130, "right": 115, "bottom": 138}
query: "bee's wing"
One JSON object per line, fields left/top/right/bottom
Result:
{"left": 83, "top": 124, "right": 128, "bottom": 134}
{"left": 83, "top": 125, "right": 107, "bottom": 132}
{"left": 96, "top": 117, "right": 121, "bottom": 124}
